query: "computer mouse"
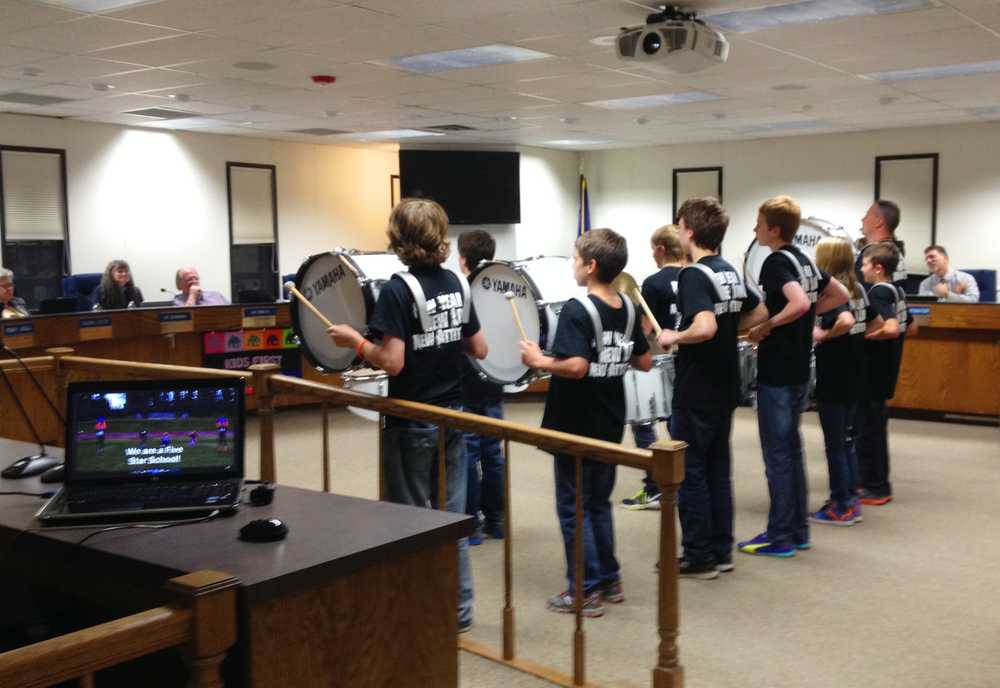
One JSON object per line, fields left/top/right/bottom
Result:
{"left": 239, "top": 518, "right": 288, "bottom": 543}
{"left": 40, "top": 464, "right": 65, "bottom": 484}
{"left": 1, "top": 455, "right": 62, "bottom": 479}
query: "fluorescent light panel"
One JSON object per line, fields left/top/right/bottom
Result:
{"left": 373, "top": 45, "right": 552, "bottom": 74}
{"left": 545, "top": 139, "right": 611, "bottom": 146}
{"left": 338, "top": 129, "right": 445, "bottom": 140}
{"left": 708, "top": 0, "right": 934, "bottom": 34}
{"left": 862, "top": 59, "right": 1000, "bottom": 82}
{"left": 739, "top": 120, "right": 829, "bottom": 131}
{"left": 585, "top": 91, "right": 720, "bottom": 110}
{"left": 36, "top": 0, "right": 153, "bottom": 11}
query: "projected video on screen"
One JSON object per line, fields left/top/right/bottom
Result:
{"left": 71, "top": 386, "right": 241, "bottom": 477}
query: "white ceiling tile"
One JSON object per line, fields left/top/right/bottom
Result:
{"left": 2, "top": 16, "right": 184, "bottom": 54}
{"left": 0, "top": 55, "right": 146, "bottom": 82}
{"left": 90, "top": 34, "right": 267, "bottom": 67}
{"left": 0, "top": 44, "right": 61, "bottom": 68}
{"left": 942, "top": 0, "right": 1000, "bottom": 23}
{"left": 212, "top": 5, "right": 393, "bottom": 45}
{"left": 0, "top": 0, "right": 83, "bottom": 35}
{"left": 93, "top": 67, "right": 207, "bottom": 93}
{"left": 21, "top": 82, "right": 101, "bottom": 99}
{"left": 297, "top": 26, "right": 481, "bottom": 64}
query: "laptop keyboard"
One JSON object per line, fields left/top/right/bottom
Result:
{"left": 66, "top": 480, "right": 239, "bottom": 514}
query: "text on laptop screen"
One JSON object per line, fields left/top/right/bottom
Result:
{"left": 68, "top": 381, "right": 243, "bottom": 479}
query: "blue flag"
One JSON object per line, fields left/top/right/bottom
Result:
{"left": 578, "top": 174, "right": 591, "bottom": 237}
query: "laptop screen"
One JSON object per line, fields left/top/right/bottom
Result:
{"left": 65, "top": 378, "right": 245, "bottom": 483}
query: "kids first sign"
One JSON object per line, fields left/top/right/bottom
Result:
{"left": 203, "top": 328, "right": 301, "bottom": 375}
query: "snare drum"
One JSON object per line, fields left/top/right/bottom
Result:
{"left": 624, "top": 354, "right": 675, "bottom": 425}
{"left": 291, "top": 250, "right": 405, "bottom": 372}
{"left": 341, "top": 368, "right": 388, "bottom": 422}
{"left": 743, "top": 217, "right": 857, "bottom": 295}
{"left": 737, "top": 340, "right": 756, "bottom": 405}
{"left": 469, "top": 256, "right": 586, "bottom": 385}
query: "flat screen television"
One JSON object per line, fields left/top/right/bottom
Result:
{"left": 399, "top": 150, "right": 520, "bottom": 225}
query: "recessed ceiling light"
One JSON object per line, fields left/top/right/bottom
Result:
{"left": 167, "top": 93, "right": 191, "bottom": 102}
{"left": 585, "top": 91, "right": 720, "bottom": 110}
{"left": 232, "top": 61, "right": 277, "bottom": 72}
{"left": 862, "top": 59, "right": 1000, "bottom": 82}
{"left": 337, "top": 129, "right": 446, "bottom": 140}
{"left": 560, "top": 116, "right": 578, "bottom": 124}
{"left": 635, "top": 116, "right": 650, "bottom": 125}
{"left": 92, "top": 82, "right": 115, "bottom": 92}
{"left": 324, "top": 110, "right": 340, "bottom": 118}
{"left": 708, "top": 0, "right": 934, "bottom": 34}
{"left": 712, "top": 112, "right": 727, "bottom": 120}
{"left": 35, "top": 0, "right": 160, "bottom": 11}
{"left": 801, "top": 104, "right": 814, "bottom": 112}
{"left": 772, "top": 83, "right": 808, "bottom": 92}
{"left": 21, "top": 67, "right": 43, "bottom": 78}
{"left": 372, "top": 44, "right": 551, "bottom": 74}
{"left": 878, "top": 96, "right": 898, "bottom": 106}
{"left": 241, "top": 121, "right": 253, "bottom": 125}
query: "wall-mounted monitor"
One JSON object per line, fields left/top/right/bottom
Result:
{"left": 399, "top": 150, "right": 520, "bottom": 225}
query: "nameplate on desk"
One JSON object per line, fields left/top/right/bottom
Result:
{"left": 2, "top": 322, "right": 34, "bottom": 348}
{"left": 242, "top": 306, "right": 277, "bottom": 328}
{"left": 159, "top": 310, "right": 194, "bottom": 333}
{"left": 79, "top": 316, "right": 113, "bottom": 340}
{"left": 908, "top": 305, "right": 931, "bottom": 326}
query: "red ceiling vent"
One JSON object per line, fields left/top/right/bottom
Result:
{"left": 310, "top": 75, "right": 337, "bottom": 85}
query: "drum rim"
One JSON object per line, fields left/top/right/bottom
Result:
{"left": 291, "top": 251, "right": 372, "bottom": 374}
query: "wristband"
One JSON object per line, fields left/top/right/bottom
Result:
{"left": 355, "top": 339, "right": 369, "bottom": 357}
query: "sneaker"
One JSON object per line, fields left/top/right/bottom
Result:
{"left": 468, "top": 527, "right": 483, "bottom": 546}
{"left": 715, "top": 556, "right": 734, "bottom": 573}
{"left": 809, "top": 502, "right": 859, "bottom": 526}
{"left": 599, "top": 580, "right": 625, "bottom": 604}
{"left": 738, "top": 532, "right": 796, "bottom": 558}
{"left": 859, "top": 491, "right": 892, "bottom": 506}
{"left": 678, "top": 558, "right": 719, "bottom": 580}
{"left": 621, "top": 488, "right": 661, "bottom": 511}
{"left": 795, "top": 541, "right": 811, "bottom": 551}
{"left": 546, "top": 591, "right": 604, "bottom": 618}
{"left": 854, "top": 501, "right": 864, "bottom": 523}
{"left": 458, "top": 618, "right": 473, "bottom": 634}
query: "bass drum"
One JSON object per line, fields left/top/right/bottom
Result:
{"left": 291, "top": 250, "right": 404, "bottom": 373}
{"left": 469, "top": 256, "right": 585, "bottom": 386}
{"left": 742, "top": 217, "right": 856, "bottom": 295}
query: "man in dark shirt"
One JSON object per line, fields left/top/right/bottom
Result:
{"left": 657, "top": 199, "right": 767, "bottom": 578}
{"left": 329, "top": 199, "right": 488, "bottom": 633}
{"left": 856, "top": 200, "right": 908, "bottom": 290}
{"left": 520, "top": 228, "right": 651, "bottom": 617}
{"left": 623, "top": 224, "right": 686, "bottom": 511}
{"left": 740, "top": 196, "right": 849, "bottom": 558}
{"left": 858, "top": 242, "right": 914, "bottom": 505}
{"left": 457, "top": 230, "right": 506, "bottom": 542}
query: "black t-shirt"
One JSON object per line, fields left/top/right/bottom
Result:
{"left": 674, "top": 255, "right": 759, "bottom": 410}
{"left": 541, "top": 295, "right": 649, "bottom": 444}
{"left": 864, "top": 282, "right": 909, "bottom": 401}
{"left": 460, "top": 355, "right": 504, "bottom": 406}
{"left": 368, "top": 267, "right": 481, "bottom": 420}
{"left": 640, "top": 265, "right": 682, "bottom": 331}
{"left": 757, "top": 244, "right": 831, "bottom": 386}
{"left": 814, "top": 289, "right": 869, "bottom": 402}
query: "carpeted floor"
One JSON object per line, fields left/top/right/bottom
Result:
{"left": 247, "top": 398, "right": 1000, "bottom": 688}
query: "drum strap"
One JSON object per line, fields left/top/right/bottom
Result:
{"left": 777, "top": 249, "right": 820, "bottom": 302}
{"left": 871, "top": 282, "right": 908, "bottom": 333}
{"left": 571, "top": 293, "right": 635, "bottom": 355}
{"left": 394, "top": 269, "right": 472, "bottom": 333}
{"left": 681, "top": 263, "right": 726, "bottom": 301}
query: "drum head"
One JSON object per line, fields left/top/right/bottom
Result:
{"left": 291, "top": 252, "right": 368, "bottom": 372}
{"left": 470, "top": 262, "right": 542, "bottom": 385}
{"left": 516, "top": 256, "right": 582, "bottom": 304}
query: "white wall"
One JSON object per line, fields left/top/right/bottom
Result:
{"left": 0, "top": 113, "right": 399, "bottom": 300}
{"left": 582, "top": 122, "right": 1000, "bottom": 287}
{"left": 0, "top": 114, "right": 582, "bottom": 300}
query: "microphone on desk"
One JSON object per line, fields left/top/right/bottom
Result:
{"left": 0, "top": 345, "right": 66, "bottom": 479}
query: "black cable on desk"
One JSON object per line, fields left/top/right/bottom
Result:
{"left": 75, "top": 509, "right": 222, "bottom": 545}
{"left": 0, "top": 491, "right": 54, "bottom": 498}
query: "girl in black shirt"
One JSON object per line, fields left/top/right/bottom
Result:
{"left": 809, "top": 238, "right": 868, "bottom": 526}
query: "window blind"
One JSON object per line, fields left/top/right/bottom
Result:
{"left": 230, "top": 165, "right": 275, "bottom": 245}
{"left": 1, "top": 150, "right": 66, "bottom": 241}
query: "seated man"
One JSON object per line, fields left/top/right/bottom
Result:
{"left": 174, "top": 267, "right": 229, "bottom": 306}
{"left": 918, "top": 245, "right": 980, "bottom": 302}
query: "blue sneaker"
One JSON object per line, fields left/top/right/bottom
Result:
{"left": 809, "top": 502, "right": 859, "bottom": 527}
{"left": 738, "top": 532, "right": 796, "bottom": 558}
{"left": 469, "top": 527, "right": 483, "bottom": 546}
{"left": 795, "top": 541, "right": 811, "bottom": 551}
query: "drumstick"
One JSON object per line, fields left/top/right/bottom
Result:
{"left": 632, "top": 288, "right": 662, "bottom": 336}
{"left": 284, "top": 281, "right": 335, "bottom": 329}
{"left": 504, "top": 291, "right": 528, "bottom": 341}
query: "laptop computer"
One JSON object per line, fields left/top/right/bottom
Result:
{"left": 36, "top": 377, "right": 245, "bottom": 524}
{"left": 38, "top": 297, "right": 80, "bottom": 314}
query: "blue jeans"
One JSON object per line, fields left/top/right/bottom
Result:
{"left": 464, "top": 401, "right": 505, "bottom": 528}
{"left": 817, "top": 400, "right": 857, "bottom": 509}
{"left": 756, "top": 384, "right": 810, "bottom": 548}
{"left": 671, "top": 406, "right": 734, "bottom": 564}
{"left": 384, "top": 418, "right": 473, "bottom": 625}
{"left": 630, "top": 422, "right": 661, "bottom": 494}
{"left": 859, "top": 399, "right": 892, "bottom": 496}
{"left": 554, "top": 454, "right": 619, "bottom": 594}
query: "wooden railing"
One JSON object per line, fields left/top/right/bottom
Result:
{"left": 0, "top": 570, "right": 238, "bottom": 688}
{"left": 2, "top": 350, "right": 687, "bottom": 688}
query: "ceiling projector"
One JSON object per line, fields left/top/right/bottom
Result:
{"left": 616, "top": 6, "right": 729, "bottom": 74}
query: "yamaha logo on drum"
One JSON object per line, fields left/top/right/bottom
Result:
{"left": 482, "top": 277, "right": 527, "bottom": 299}
{"left": 481, "top": 276, "right": 491, "bottom": 290}
{"left": 794, "top": 232, "right": 822, "bottom": 249}
{"left": 303, "top": 264, "right": 347, "bottom": 300}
